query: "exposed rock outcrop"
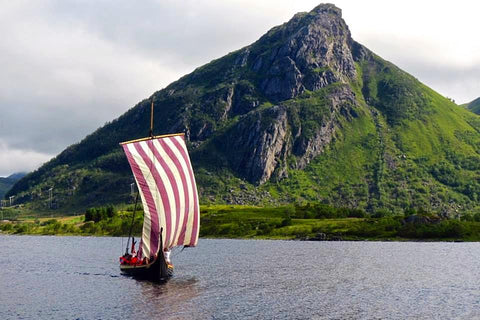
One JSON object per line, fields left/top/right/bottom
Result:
{"left": 292, "top": 85, "right": 357, "bottom": 169}
{"left": 251, "top": 3, "right": 357, "bottom": 102}
{"left": 221, "top": 84, "right": 358, "bottom": 184}
{"left": 223, "top": 105, "right": 290, "bottom": 184}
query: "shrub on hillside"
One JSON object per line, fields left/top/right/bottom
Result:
{"left": 293, "top": 203, "right": 367, "bottom": 219}
{"left": 85, "top": 205, "right": 117, "bottom": 222}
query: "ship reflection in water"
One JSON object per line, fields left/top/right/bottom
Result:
{"left": 134, "top": 277, "right": 202, "bottom": 319}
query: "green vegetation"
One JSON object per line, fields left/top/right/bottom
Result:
{"left": 464, "top": 97, "right": 480, "bottom": 115}
{"left": 199, "top": 205, "right": 480, "bottom": 241}
{"left": 0, "top": 205, "right": 142, "bottom": 237}
{"left": 3, "top": 205, "right": 478, "bottom": 241}
{"left": 0, "top": 179, "right": 14, "bottom": 200}
{"left": 0, "top": 173, "right": 25, "bottom": 199}
{"left": 85, "top": 205, "right": 116, "bottom": 222}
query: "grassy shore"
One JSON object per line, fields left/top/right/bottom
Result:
{"left": 1, "top": 204, "right": 480, "bottom": 241}
{"left": 199, "top": 205, "right": 480, "bottom": 241}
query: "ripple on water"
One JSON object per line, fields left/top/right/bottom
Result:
{"left": 0, "top": 236, "right": 479, "bottom": 319}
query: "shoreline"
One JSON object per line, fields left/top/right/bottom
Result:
{"left": 2, "top": 205, "right": 479, "bottom": 242}
{"left": 0, "top": 231, "right": 475, "bottom": 242}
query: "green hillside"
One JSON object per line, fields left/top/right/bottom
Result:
{"left": 6, "top": 4, "right": 480, "bottom": 216}
{"left": 464, "top": 97, "right": 480, "bottom": 114}
{"left": 0, "top": 178, "right": 15, "bottom": 200}
{"left": 0, "top": 173, "right": 26, "bottom": 200}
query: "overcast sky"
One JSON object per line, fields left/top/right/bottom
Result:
{"left": 0, "top": 0, "right": 479, "bottom": 177}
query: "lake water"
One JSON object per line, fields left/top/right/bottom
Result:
{"left": 0, "top": 235, "right": 479, "bottom": 319}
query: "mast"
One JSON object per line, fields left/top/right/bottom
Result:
{"left": 124, "top": 98, "right": 154, "bottom": 255}
{"left": 149, "top": 99, "right": 154, "bottom": 138}
{"left": 121, "top": 96, "right": 199, "bottom": 260}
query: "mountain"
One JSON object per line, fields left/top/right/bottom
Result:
{"left": 0, "top": 172, "right": 26, "bottom": 200}
{"left": 464, "top": 97, "right": 480, "bottom": 114}
{"left": 7, "top": 4, "right": 480, "bottom": 215}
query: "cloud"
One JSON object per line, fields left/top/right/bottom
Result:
{"left": 0, "top": 1, "right": 182, "bottom": 153}
{"left": 0, "top": 140, "right": 52, "bottom": 177}
{"left": 0, "top": 0, "right": 479, "bottom": 176}
{"left": 358, "top": 35, "right": 480, "bottom": 104}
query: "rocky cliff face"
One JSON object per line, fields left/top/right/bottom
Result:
{"left": 291, "top": 85, "right": 357, "bottom": 169}
{"left": 224, "top": 105, "right": 290, "bottom": 184}
{"left": 220, "top": 84, "right": 358, "bottom": 184}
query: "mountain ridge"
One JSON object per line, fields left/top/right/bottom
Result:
{"left": 7, "top": 4, "right": 480, "bottom": 216}
{"left": 0, "top": 172, "right": 26, "bottom": 200}
{"left": 464, "top": 97, "right": 480, "bottom": 114}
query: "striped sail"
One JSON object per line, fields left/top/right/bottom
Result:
{"left": 122, "top": 133, "right": 199, "bottom": 259}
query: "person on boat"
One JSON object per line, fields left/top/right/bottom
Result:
{"left": 119, "top": 238, "right": 141, "bottom": 265}
{"left": 131, "top": 237, "right": 136, "bottom": 255}
{"left": 119, "top": 253, "right": 132, "bottom": 265}
{"left": 164, "top": 249, "right": 172, "bottom": 265}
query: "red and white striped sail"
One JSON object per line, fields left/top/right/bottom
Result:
{"left": 122, "top": 133, "right": 199, "bottom": 259}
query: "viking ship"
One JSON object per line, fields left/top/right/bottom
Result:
{"left": 119, "top": 101, "right": 200, "bottom": 282}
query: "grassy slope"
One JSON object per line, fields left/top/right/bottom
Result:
{"left": 0, "top": 174, "right": 25, "bottom": 199}
{"left": 0, "top": 178, "right": 15, "bottom": 199}
{"left": 464, "top": 97, "right": 480, "bottom": 114}
{"left": 251, "top": 61, "right": 480, "bottom": 214}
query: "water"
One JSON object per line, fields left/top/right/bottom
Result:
{"left": 0, "top": 235, "right": 479, "bottom": 319}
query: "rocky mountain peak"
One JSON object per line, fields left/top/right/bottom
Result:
{"left": 311, "top": 3, "right": 342, "bottom": 16}
{"left": 177, "top": 3, "right": 363, "bottom": 184}
{"left": 250, "top": 3, "right": 357, "bottom": 102}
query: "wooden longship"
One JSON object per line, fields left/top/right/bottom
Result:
{"left": 118, "top": 105, "right": 200, "bottom": 282}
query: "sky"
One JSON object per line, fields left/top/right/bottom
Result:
{"left": 0, "top": 0, "right": 479, "bottom": 177}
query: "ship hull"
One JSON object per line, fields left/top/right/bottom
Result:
{"left": 120, "top": 253, "right": 173, "bottom": 282}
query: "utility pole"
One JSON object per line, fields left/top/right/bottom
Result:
{"left": 130, "top": 183, "right": 135, "bottom": 197}
{"left": 48, "top": 187, "right": 53, "bottom": 209}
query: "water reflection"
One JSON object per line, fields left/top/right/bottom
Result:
{"left": 133, "top": 277, "right": 201, "bottom": 319}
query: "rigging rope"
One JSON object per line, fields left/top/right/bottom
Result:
{"left": 125, "top": 192, "right": 140, "bottom": 255}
